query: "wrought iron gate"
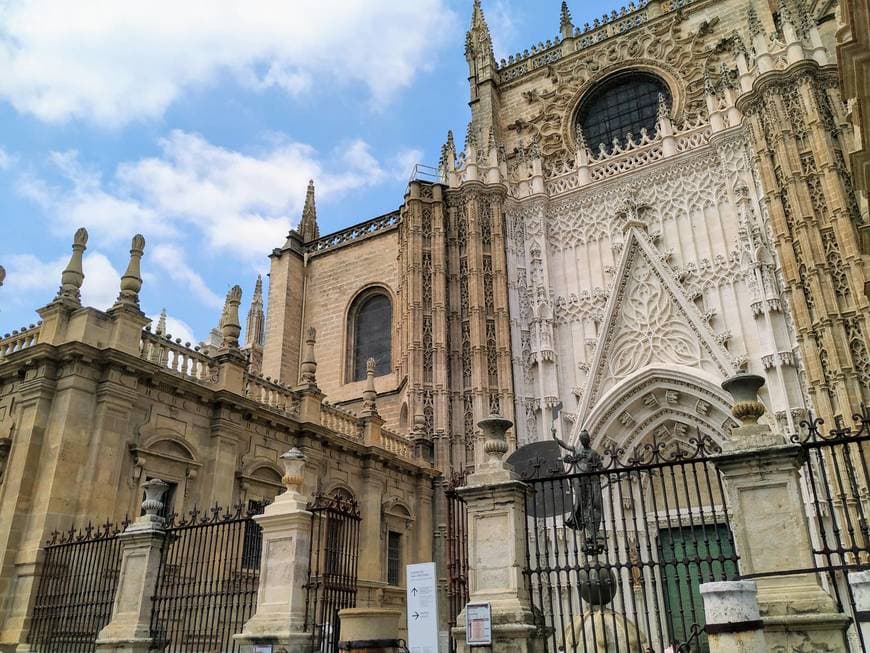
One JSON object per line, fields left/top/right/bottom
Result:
{"left": 445, "top": 472, "right": 469, "bottom": 653}
{"left": 521, "top": 433, "right": 739, "bottom": 653}
{"left": 28, "top": 519, "right": 129, "bottom": 652}
{"left": 790, "top": 408, "right": 870, "bottom": 652}
{"left": 304, "top": 492, "right": 362, "bottom": 653}
{"left": 149, "top": 504, "right": 263, "bottom": 652}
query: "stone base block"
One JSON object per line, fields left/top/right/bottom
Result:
{"left": 94, "top": 638, "right": 153, "bottom": 653}
{"left": 233, "top": 631, "right": 313, "bottom": 653}
{"left": 763, "top": 613, "right": 851, "bottom": 652}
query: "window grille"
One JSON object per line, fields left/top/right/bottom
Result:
{"left": 577, "top": 71, "right": 669, "bottom": 151}
{"left": 387, "top": 531, "right": 401, "bottom": 585}
{"left": 350, "top": 293, "right": 392, "bottom": 381}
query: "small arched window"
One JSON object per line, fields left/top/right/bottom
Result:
{"left": 348, "top": 291, "right": 392, "bottom": 382}
{"left": 577, "top": 71, "right": 670, "bottom": 152}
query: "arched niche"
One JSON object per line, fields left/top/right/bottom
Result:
{"left": 129, "top": 430, "right": 202, "bottom": 517}
{"left": 574, "top": 365, "right": 738, "bottom": 453}
{"left": 237, "top": 460, "right": 284, "bottom": 508}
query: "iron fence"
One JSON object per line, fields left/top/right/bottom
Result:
{"left": 28, "top": 519, "right": 130, "bottom": 652}
{"left": 521, "top": 433, "right": 739, "bottom": 653}
{"left": 304, "top": 493, "right": 361, "bottom": 653}
{"left": 790, "top": 407, "right": 870, "bottom": 652}
{"left": 445, "top": 471, "right": 470, "bottom": 653}
{"left": 150, "top": 504, "right": 263, "bottom": 653}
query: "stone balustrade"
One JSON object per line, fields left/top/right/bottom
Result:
{"left": 140, "top": 328, "right": 216, "bottom": 382}
{"left": 0, "top": 323, "right": 41, "bottom": 362}
{"left": 243, "top": 373, "right": 300, "bottom": 416}
{"left": 544, "top": 116, "right": 714, "bottom": 196}
{"left": 381, "top": 427, "right": 411, "bottom": 458}
{"left": 321, "top": 402, "right": 362, "bottom": 440}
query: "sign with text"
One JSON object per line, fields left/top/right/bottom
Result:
{"left": 406, "top": 562, "right": 439, "bottom": 653}
{"left": 465, "top": 602, "right": 492, "bottom": 646}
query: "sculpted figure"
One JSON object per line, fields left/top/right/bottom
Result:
{"left": 554, "top": 427, "right": 604, "bottom": 553}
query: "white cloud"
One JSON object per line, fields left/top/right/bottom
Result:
{"left": 21, "top": 130, "right": 418, "bottom": 259}
{"left": 146, "top": 312, "right": 198, "bottom": 347}
{"left": 1, "top": 250, "right": 120, "bottom": 310}
{"left": 151, "top": 243, "right": 223, "bottom": 309}
{"left": 0, "top": 147, "right": 11, "bottom": 170}
{"left": 0, "top": 0, "right": 457, "bottom": 125}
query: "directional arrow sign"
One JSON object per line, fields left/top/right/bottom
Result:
{"left": 406, "top": 562, "right": 438, "bottom": 653}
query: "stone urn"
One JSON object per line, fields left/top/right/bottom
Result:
{"left": 721, "top": 373, "right": 766, "bottom": 424}
{"left": 478, "top": 414, "right": 513, "bottom": 465}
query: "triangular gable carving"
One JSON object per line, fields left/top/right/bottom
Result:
{"left": 577, "top": 227, "right": 736, "bottom": 425}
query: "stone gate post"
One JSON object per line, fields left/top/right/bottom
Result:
{"left": 453, "top": 415, "right": 543, "bottom": 653}
{"left": 234, "top": 448, "right": 314, "bottom": 653}
{"left": 95, "top": 479, "right": 169, "bottom": 653}
{"left": 715, "top": 374, "right": 849, "bottom": 651}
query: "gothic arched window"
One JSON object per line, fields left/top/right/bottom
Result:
{"left": 348, "top": 291, "right": 392, "bottom": 382}
{"left": 576, "top": 71, "right": 670, "bottom": 152}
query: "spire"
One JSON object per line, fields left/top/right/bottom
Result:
{"left": 299, "top": 179, "right": 319, "bottom": 242}
{"left": 156, "top": 308, "right": 167, "bottom": 336}
{"left": 560, "top": 2, "right": 574, "bottom": 40}
{"left": 466, "top": 0, "right": 493, "bottom": 59}
{"left": 245, "top": 274, "right": 266, "bottom": 348}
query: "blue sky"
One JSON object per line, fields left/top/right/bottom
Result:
{"left": 0, "top": 0, "right": 623, "bottom": 344}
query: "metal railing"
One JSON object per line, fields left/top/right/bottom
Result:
{"left": 521, "top": 434, "right": 738, "bottom": 653}
{"left": 150, "top": 504, "right": 263, "bottom": 653}
{"left": 305, "top": 493, "right": 361, "bottom": 653}
{"left": 28, "top": 518, "right": 130, "bottom": 652}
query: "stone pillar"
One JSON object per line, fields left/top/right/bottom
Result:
{"left": 235, "top": 449, "right": 314, "bottom": 653}
{"left": 454, "top": 415, "right": 542, "bottom": 653}
{"left": 849, "top": 571, "right": 870, "bottom": 646}
{"left": 700, "top": 580, "right": 767, "bottom": 653}
{"left": 716, "top": 374, "right": 849, "bottom": 650}
{"left": 95, "top": 479, "right": 169, "bottom": 653}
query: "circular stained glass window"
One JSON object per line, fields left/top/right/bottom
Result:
{"left": 577, "top": 72, "right": 670, "bottom": 152}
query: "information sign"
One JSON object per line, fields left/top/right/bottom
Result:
{"left": 465, "top": 602, "right": 492, "bottom": 647}
{"left": 406, "top": 562, "right": 439, "bottom": 653}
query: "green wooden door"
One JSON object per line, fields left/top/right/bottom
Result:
{"left": 658, "top": 524, "right": 738, "bottom": 652}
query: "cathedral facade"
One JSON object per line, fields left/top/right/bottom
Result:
{"left": 262, "top": 0, "right": 868, "bottom": 472}
{"left": 0, "top": 0, "right": 869, "bottom": 649}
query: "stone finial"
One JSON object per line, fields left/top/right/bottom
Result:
{"left": 279, "top": 447, "right": 305, "bottom": 494}
{"left": 656, "top": 93, "right": 671, "bottom": 122}
{"left": 361, "top": 357, "right": 378, "bottom": 415}
{"left": 155, "top": 308, "right": 167, "bottom": 336}
{"left": 220, "top": 285, "right": 243, "bottom": 349}
{"left": 560, "top": 1, "right": 574, "bottom": 39}
{"left": 746, "top": 6, "right": 763, "bottom": 36}
{"left": 575, "top": 124, "right": 588, "bottom": 151}
{"left": 0, "top": 265, "right": 5, "bottom": 288}
{"left": 56, "top": 227, "right": 88, "bottom": 304}
{"left": 300, "top": 326, "right": 317, "bottom": 384}
{"left": 478, "top": 414, "right": 513, "bottom": 467}
{"left": 721, "top": 373, "right": 766, "bottom": 425}
{"left": 114, "top": 234, "right": 146, "bottom": 308}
